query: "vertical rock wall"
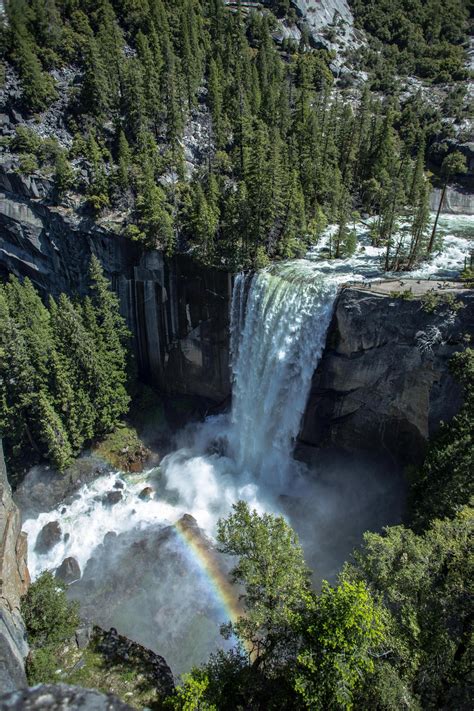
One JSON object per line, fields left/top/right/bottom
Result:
{"left": 300, "top": 287, "right": 474, "bottom": 465}
{"left": 0, "top": 441, "right": 29, "bottom": 693}
{"left": 0, "top": 168, "right": 232, "bottom": 402}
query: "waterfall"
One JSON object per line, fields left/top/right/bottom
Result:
{"left": 229, "top": 261, "right": 338, "bottom": 484}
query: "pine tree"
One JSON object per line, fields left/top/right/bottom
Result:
{"left": 54, "top": 150, "right": 75, "bottom": 198}
{"left": 80, "top": 36, "right": 111, "bottom": 119}
{"left": 428, "top": 151, "right": 467, "bottom": 253}
{"left": 208, "top": 58, "right": 224, "bottom": 149}
{"left": 88, "top": 256, "right": 130, "bottom": 428}
{"left": 86, "top": 133, "right": 110, "bottom": 212}
{"left": 133, "top": 156, "right": 175, "bottom": 253}
{"left": 116, "top": 129, "right": 131, "bottom": 192}
{"left": 136, "top": 30, "right": 162, "bottom": 134}
{"left": 12, "top": 35, "right": 57, "bottom": 112}
{"left": 121, "top": 58, "right": 147, "bottom": 142}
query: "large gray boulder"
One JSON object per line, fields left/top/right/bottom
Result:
{"left": 0, "top": 684, "right": 134, "bottom": 710}
{"left": 55, "top": 557, "right": 81, "bottom": 584}
{"left": 34, "top": 521, "right": 62, "bottom": 554}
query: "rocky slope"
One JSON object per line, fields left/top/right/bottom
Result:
{"left": 300, "top": 285, "right": 474, "bottom": 464}
{"left": 0, "top": 442, "right": 29, "bottom": 693}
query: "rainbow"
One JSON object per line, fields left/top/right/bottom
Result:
{"left": 174, "top": 517, "right": 253, "bottom": 655}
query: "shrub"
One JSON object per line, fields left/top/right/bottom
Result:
{"left": 21, "top": 571, "right": 79, "bottom": 648}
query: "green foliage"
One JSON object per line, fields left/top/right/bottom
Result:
{"left": 16, "top": 152, "right": 38, "bottom": 174}
{"left": 54, "top": 149, "right": 75, "bottom": 197}
{"left": 351, "top": 0, "right": 469, "bottom": 84}
{"left": 173, "top": 503, "right": 389, "bottom": 710}
{"left": 295, "top": 580, "right": 385, "bottom": 710}
{"left": 168, "top": 671, "right": 217, "bottom": 711}
{"left": 217, "top": 501, "right": 312, "bottom": 669}
{"left": 346, "top": 507, "right": 473, "bottom": 709}
{"left": 0, "top": 262, "right": 130, "bottom": 474}
{"left": 420, "top": 290, "right": 464, "bottom": 314}
{"left": 21, "top": 571, "right": 79, "bottom": 648}
{"left": 409, "top": 347, "right": 473, "bottom": 527}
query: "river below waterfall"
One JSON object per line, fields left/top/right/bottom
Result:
{"left": 20, "top": 216, "right": 473, "bottom": 676}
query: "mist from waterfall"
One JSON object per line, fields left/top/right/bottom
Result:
{"left": 22, "top": 259, "right": 405, "bottom": 675}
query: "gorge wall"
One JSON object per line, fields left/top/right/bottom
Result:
{"left": 0, "top": 165, "right": 231, "bottom": 402}
{"left": 300, "top": 286, "right": 474, "bottom": 465}
{"left": 1, "top": 163, "right": 472, "bottom": 464}
{"left": 0, "top": 441, "right": 29, "bottom": 693}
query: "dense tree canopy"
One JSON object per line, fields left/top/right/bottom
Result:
{"left": 0, "top": 258, "right": 130, "bottom": 475}
{"left": 1, "top": 0, "right": 468, "bottom": 270}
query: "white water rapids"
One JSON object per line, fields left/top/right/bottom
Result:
{"left": 20, "top": 213, "right": 472, "bottom": 673}
{"left": 24, "top": 261, "right": 339, "bottom": 577}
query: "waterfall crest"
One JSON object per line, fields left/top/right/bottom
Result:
{"left": 230, "top": 261, "right": 337, "bottom": 483}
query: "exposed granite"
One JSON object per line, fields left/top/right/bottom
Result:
{"left": 0, "top": 685, "right": 134, "bottom": 710}
{"left": 300, "top": 286, "right": 474, "bottom": 465}
{"left": 0, "top": 162, "right": 231, "bottom": 402}
{"left": 0, "top": 441, "right": 30, "bottom": 693}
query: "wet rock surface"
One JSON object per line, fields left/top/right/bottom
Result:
{"left": 34, "top": 521, "right": 62, "bottom": 554}
{"left": 101, "top": 491, "right": 123, "bottom": 507}
{"left": 0, "top": 684, "right": 134, "bottom": 710}
{"left": 55, "top": 557, "right": 81, "bottom": 584}
{"left": 301, "top": 286, "right": 474, "bottom": 465}
{"left": 14, "top": 456, "right": 110, "bottom": 519}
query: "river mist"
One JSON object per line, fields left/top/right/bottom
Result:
{"left": 23, "top": 261, "right": 405, "bottom": 675}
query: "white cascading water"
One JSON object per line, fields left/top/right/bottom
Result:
{"left": 230, "top": 262, "right": 337, "bottom": 485}
{"left": 20, "top": 219, "right": 471, "bottom": 672}
{"left": 24, "top": 260, "right": 339, "bottom": 579}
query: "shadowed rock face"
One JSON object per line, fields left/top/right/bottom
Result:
{"left": 0, "top": 163, "right": 231, "bottom": 402}
{"left": 0, "top": 442, "right": 30, "bottom": 693}
{"left": 300, "top": 287, "right": 474, "bottom": 465}
{"left": 0, "top": 684, "right": 134, "bottom": 710}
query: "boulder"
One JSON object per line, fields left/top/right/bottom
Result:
{"left": 94, "top": 626, "right": 174, "bottom": 697}
{"left": 34, "top": 521, "right": 61, "bottom": 554}
{"left": 101, "top": 491, "right": 123, "bottom": 507}
{"left": 75, "top": 622, "right": 93, "bottom": 650}
{"left": 0, "top": 684, "right": 134, "bottom": 710}
{"left": 55, "top": 557, "right": 81, "bottom": 584}
{"left": 138, "top": 487, "right": 153, "bottom": 501}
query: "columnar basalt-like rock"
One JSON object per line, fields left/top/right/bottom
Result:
{"left": 0, "top": 441, "right": 30, "bottom": 693}
{"left": 300, "top": 287, "right": 474, "bottom": 465}
{"left": 0, "top": 163, "right": 231, "bottom": 402}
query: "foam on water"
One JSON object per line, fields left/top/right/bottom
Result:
{"left": 24, "top": 213, "right": 473, "bottom": 580}
{"left": 22, "top": 212, "right": 472, "bottom": 672}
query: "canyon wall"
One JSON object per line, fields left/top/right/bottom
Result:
{"left": 300, "top": 286, "right": 474, "bottom": 465}
{"left": 1, "top": 163, "right": 472, "bottom": 464}
{"left": 0, "top": 441, "right": 29, "bottom": 693}
{"left": 0, "top": 165, "right": 231, "bottom": 402}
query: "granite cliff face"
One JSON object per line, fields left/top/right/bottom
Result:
{"left": 300, "top": 286, "right": 474, "bottom": 465}
{"left": 0, "top": 442, "right": 29, "bottom": 693}
{"left": 0, "top": 163, "right": 231, "bottom": 402}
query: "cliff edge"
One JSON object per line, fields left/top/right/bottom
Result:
{"left": 0, "top": 441, "right": 30, "bottom": 692}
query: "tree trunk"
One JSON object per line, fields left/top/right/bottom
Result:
{"left": 427, "top": 181, "right": 447, "bottom": 254}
